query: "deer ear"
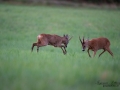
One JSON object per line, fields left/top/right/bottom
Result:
{"left": 66, "top": 34, "right": 68, "bottom": 38}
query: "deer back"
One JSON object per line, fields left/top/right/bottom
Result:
{"left": 88, "top": 37, "right": 110, "bottom": 50}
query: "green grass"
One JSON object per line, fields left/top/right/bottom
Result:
{"left": 0, "top": 3, "right": 120, "bottom": 90}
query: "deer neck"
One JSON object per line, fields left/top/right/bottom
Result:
{"left": 87, "top": 40, "right": 93, "bottom": 49}
{"left": 85, "top": 40, "right": 90, "bottom": 48}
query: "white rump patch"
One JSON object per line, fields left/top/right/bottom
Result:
{"left": 37, "top": 35, "right": 42, "bottom": 39}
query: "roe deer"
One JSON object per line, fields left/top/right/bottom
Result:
{"left": 79, "top": 37, "right": 113, "bottom": 57}
{"left": 31, "top": 34, "right": 72, "bottom": 55}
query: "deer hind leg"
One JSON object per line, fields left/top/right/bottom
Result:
{"left": 99, "top": 49, "right": 106, "bottom": 57}
{"left": 37, "top": 46, "right": 39, "bottom": 52}
{"left": 31, "top": 43, "right": 38, "bottom": 52}
{"left": 106, "top": 47, "right": 113, "bottom": 57}
{"left": 37, "top": 42, "right": 48, "bottom": 52}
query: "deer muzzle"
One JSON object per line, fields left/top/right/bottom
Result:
{"left": 82, "top": 49, "right": 85, "bottom": 51}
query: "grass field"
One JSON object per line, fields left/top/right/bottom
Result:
{"left": 0, "top": 3, "right": 120, "bottom": 90}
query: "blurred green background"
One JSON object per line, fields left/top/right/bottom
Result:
{"left": 0, "top": 1, "right": 120, "bottom": 90}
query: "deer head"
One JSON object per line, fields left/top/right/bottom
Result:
{"left": 79, "top": 36, "right": 88, "bottom": 51}
{"left": 63, "top": 34, "right": 72, "bottom": 47}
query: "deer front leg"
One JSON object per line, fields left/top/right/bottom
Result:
{"left": 55, "top": 42, "right": 67, "bottom": 55}
{"left": 63, "top": 46, "right": 67, "bottom": 54}
{"left": 87, "top": 49, "right": 91, "bottom": 57}
{"left": 60, "top": 44, "right": 67, "bottom": 54}
{"left": 61, "top": 47, "right": 66, "bottom": 55}
{"left": 60, "top": 45, "right": 67, "bottom": 55}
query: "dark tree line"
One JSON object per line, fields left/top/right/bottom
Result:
{"left": 67, "top": 0, "right": 120, "bottom": 3}
{"left": 1, "top": 0, "right": 120, "bottom": 4}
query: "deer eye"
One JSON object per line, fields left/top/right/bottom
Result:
{"left": 83, "top": 44, "right": 86, "bottom": 48}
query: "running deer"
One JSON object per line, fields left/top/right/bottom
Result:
{"left": 31, "top": 34, "right": 72, "bottom": 55}
{"left": 79, "top": 37, "right": 113, "bottom": 57}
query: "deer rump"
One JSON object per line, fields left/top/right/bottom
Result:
{"left": 32, "top": 34, "right": 72, "bottom": 55}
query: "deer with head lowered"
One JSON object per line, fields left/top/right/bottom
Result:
{"left": 79, "top": 36, "right": 113, "bottom": 57}
{"left": 31, "top": 34, "right": 72, "bottom": 55}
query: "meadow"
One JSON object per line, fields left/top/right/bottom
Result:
{"left": 0, "top": 3, "right": 120, "bottom": 90}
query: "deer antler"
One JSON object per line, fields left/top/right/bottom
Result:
{"left": 79, "top": 36, "right": 82, "bottom": 44}
{"left": 83, "top": 36, "right": 84, "bottom": 42}
{"left": 68, "top": 36, "right": 73, "bottom": 41}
